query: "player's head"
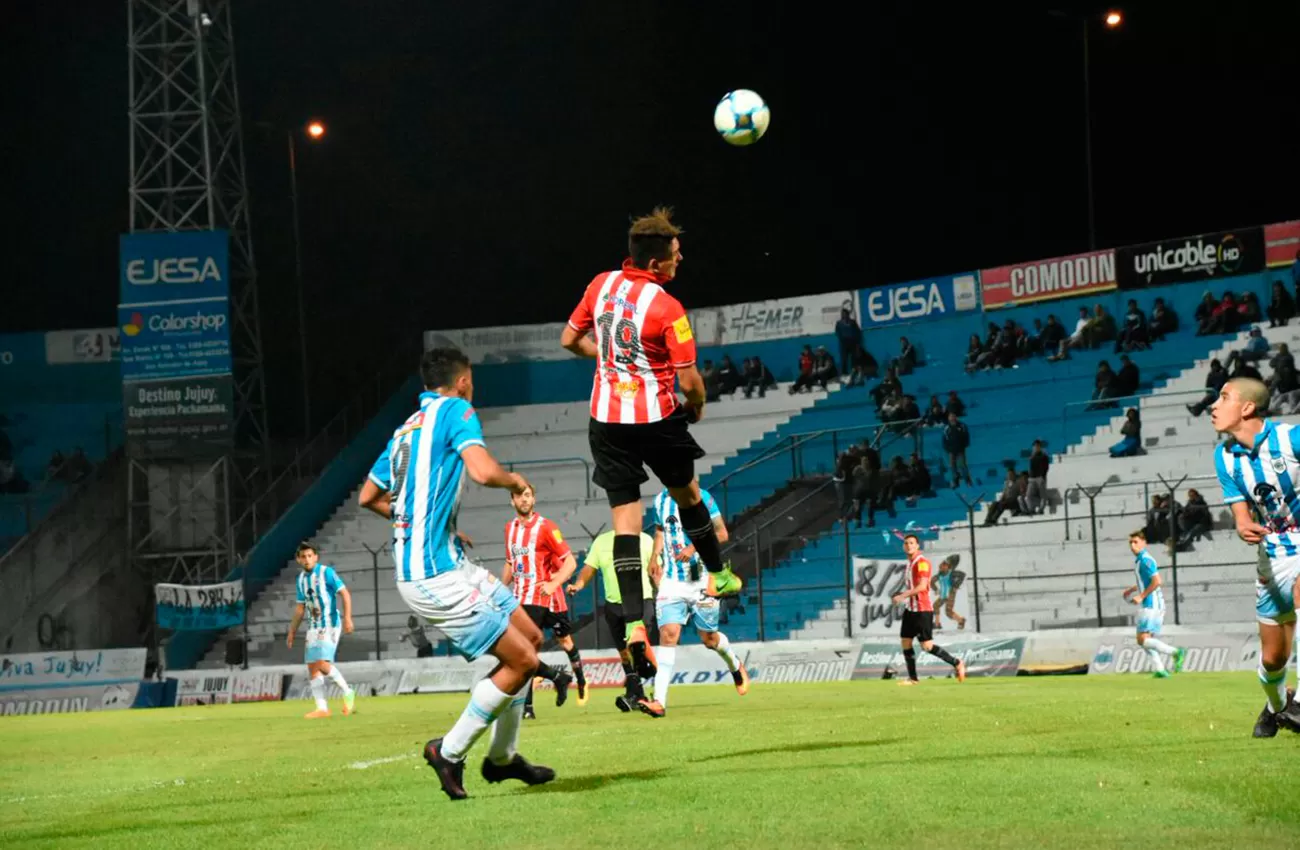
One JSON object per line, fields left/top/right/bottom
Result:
{"left": 510, "top": 483, "right": 536, "bottom": 516}
{"left": 1128, "top": 529, "right": 1146, "bottom": 554}
{"left": 628, "top": 206, "right": 683, "bottom": 280}
{"left": 1210, "top": 377, "right": 1269, "bottom": 434}
{"left": 902, "top": 534, "right": 920, "bottom": 556}
{"left": 295, "top": 541, "right": 318, "bottom": 571}
{"left": 421, "top": 347, "right": 474, "bottom": 401}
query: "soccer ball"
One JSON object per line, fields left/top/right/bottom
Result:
{"left": 713, "top": 89, "right": 770, "bottom": 146}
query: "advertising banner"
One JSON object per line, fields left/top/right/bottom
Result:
{"left": 118, "top": 229, "right": 230, "bottom": 304}
{"left": 981, "top": 249, "right": 1117, "bottom": 310}
{"left": 155, "top": 580, "right": 245, "bottom": 631}
{"left": 173, "top": 671, "right": 283, "bottom": 705}
{"left": 1265, "top": 220, "right": 1300, "bottom": 269}
{"left": 44, "top": 328, "right": 119, "bottom": 365}
{"left": 424, "top": 321, "right": 570, "bottom": 365}
{"left": 118, "top": 303, "right": 231, "bottom": 380}
{"left": 1116, "top": 226, "right": 1265, "bottom": 290}
{"left": 1089, "top": 630, "right": 1259, "bottom": 674}
{"left": 850, "top": 556, "right": 970, "bottom": 634}
{"left": 851, "top": 636, "right": 1026, "bottom": 679}
{"left": 0, "top": 648, "right": 146, "bottom": 716}
{"left": 121, "top": 373, "right": 234, "bottom": 458}
{"left": 860, "top": 273, "right": 980, "bottom": 329}
{"left": 689, "top": 291, "right": 859, "bottom": 347}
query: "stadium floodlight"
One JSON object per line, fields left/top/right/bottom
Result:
{"left": 1104, "top": 10, "right": 1123, "bottom": 28}
{"left": 305, "top": 120, "right": 326, "bottom": 140}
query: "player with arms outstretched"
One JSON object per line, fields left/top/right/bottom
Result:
{"left": 501, "top": 485, "right": 585, "bottom": 717}
{"left": 559, "top": 208, "right": 741, "bottom": 716}
{"left": 286, "top": 541, "right": 356, "bottom": 718}
{"left": 1210, "top": 377, "right": 1300, "bottom": 736}
{"left": 569, "top": 529, "right": 660, "bottom": 713}
{"left": 1121, "top": 530, "right": 1186, "bottom": 678}
{"left": 358, "top": 348, "right": 553, "bottom": 800}
{"left": 891, "top": 535, "right": 966, "bottom": 685}
{"left": 649, "top": 486, "right": 749, "bottom": 714}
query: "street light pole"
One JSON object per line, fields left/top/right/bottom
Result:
{"left": 287, "top": 129, "right": 311, "bottom": 436}
{"left": 1081, "top": 18, "right": 1097, "bottom": 251}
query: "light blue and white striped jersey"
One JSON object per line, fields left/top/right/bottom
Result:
{"left": 296, "top": 565, "right": 345, "bottom": 629}
{"left": 1133, "top": 550, "right": 1164, "bottom": 612}
{"left": 1215, "top": 419, "right": 1300, "bottom": 559}
{"left": 652, "top": 488, "right": 721, "bottom": 583}
{"left": 368, "top": 391, "right": 486, "bottom": 582}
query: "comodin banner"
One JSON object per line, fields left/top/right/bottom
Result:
{"left": 1089, "top": 629, "right": 1259, "bottom": 675}
{"left": 981, "top": 249, "right": 1117, "bottom": 310}
{"left": 1265, "top": 220, "right": 1300, "bottom": 269}
{"left": 0, "top": 648, "right": 146, "bottom": 715}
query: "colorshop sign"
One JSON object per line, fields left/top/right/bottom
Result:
{"left": 860, "top": 273, "right": 979, "bottom": 329}
{"left": 981, "top": 249, "right": 1117, "bottom": 309}
{"left": 0, "top": 648, "right": 146, "bottom": 715}
{"left": 1116, "top": 226, "right": 1265, "bottom": 289}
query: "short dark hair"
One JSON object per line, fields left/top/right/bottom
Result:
{"left": 628, "top": 206, "right": 682, "bottom": 268}
{"left": 903, "top": 534, "right": 920, "bottom": 545}
{"left": 421, "top": 347, "right": 471, "bottom": 390}
{"left": 295, "top": 541, "right": 317, "bottom": 556}
{"left": 1129, "top": 529, "right": 1146, "bottom": 542}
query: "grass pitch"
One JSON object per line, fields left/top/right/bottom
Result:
{"left": 2, "top": 674, "right": 1297, "bottom": 849}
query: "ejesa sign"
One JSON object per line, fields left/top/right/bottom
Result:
{"left": 862, "top": 273, "right": 979, "bottom": 328}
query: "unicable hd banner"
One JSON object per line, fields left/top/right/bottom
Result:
{"left": 981, "top": 249, "right": 1117, "bottom": 310}
{"left": 859, "top": 273, "right": 980, "bottom": 329}
{"left": 155, "top": 580, "right": 245, "bottom": 631}
{"left": 1116, "top": 226, "right": 1265, "bottom": 290}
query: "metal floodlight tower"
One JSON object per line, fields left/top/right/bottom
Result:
{"left": 126, "top": 0, "right": 266, "bottom": 617}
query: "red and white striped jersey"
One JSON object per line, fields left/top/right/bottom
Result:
{"left": 906, "top": 553, "right": 934, "bottom": 613}
{"left": 505, "top": 514, "right": 572, "bottom": 612}
{"left": 567, "top": 260, "right": 696, "bottom": 425}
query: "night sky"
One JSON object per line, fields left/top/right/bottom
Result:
{"left": 2, "top": 1, "right": 1297, "bottom": 433}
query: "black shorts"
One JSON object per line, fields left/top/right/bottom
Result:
{"left": 603, "top": 600, "right": 658, "bottom": 652}
{"left": 588, "top": 408, "right": 705, "bottom": 507}
{"left": 900, "top": 610, "right": 933, "bottom": 642}
{"left": 523, "top": 605, "right": 573, "bottom": 639}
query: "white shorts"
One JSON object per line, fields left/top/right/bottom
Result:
{"left": 1256, "top": 551, "right": 1300, "bottom": 627}
{"left": 656, "top": 577, "right": 721, "bottom": 633}
{"left": 397, "top": 563, "right": 519, "bottom": 660}
{"left": 305, "top": 626, "right": 340, "bottom": 663}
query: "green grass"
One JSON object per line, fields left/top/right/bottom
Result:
{"left": 2, "top": 674, "right": 1298, "bottom": 849}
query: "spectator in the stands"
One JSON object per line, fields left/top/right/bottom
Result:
{"left": 1048, "top": 307, "right": 1095, "bottom": 361}
{"left": 943, "top": 411, "right": 973, "bottom": 487}
{"left": 909, "top": 453, "right": 932, "bottom": 497}
{"left": 924, "top": 394, "right": 946, "bottom": 426}
{"left": 1149, "top": 297, "right": 1177, "bottom": 340}
{"left": 811, "top": 346, "right": 838, "bottom": 389}
{"left": 1193, "top": 292, "right": 1217, "bottom": 334}
{"left": 1092, "top": 304, "right": 1117, "bottom": 346}
{"left": 1268, "top": 280, "right": 1296, "bottom": 328}
{"left": 888, "top": 455, "right": 913, "bottom": 499}
{"left": 1026, "top": 440, "right": 1050, "bottom": 515}
{"left": 66, "top": 447, "right": 91, "bottom": 483}
{"left": 1039, "top": 314, "right": 1067, "bottom": 356}
{"left": 1175, "top": 488, "right": 1212, "bottom": 550}
{"left": 1225, "top": 326, "right": 1270, "bottom": 373}
{"left": 743, "top": 357, "right": 775, "bottom": 398}
{"left": 848, "top": 346, "right": 878, "bottom": 385}
{"left": 1186, "top": 359, "right": 1229, "bottom": 417}
{"left": 1025, "top": 318, "right": 1046, "bottom": 355}
{"left": 717, "top": 355, "right": 741, "bottom": 396}
{"left": 1111, "top": 354, "right": 1140, "bottom": 400}
{"left": 880, "top": 388, "right": 906, "bottom": 423}
{"left": 835, "top": 308, "right": 863, "bottom": 376}
{"left": 1238, "top": 291, "right": 1263, "bottom": 325}
{"left": 833, "top": 449, "right": 858, "bottom": 523}
{"left": 1268, "top": 348, "right": 1300, "bottom": 413}
{"left": 894, "top": 395, "right": 923, "bottom": 453}
{"left": 400, "top": 615, "right": 435, "bottom": 657}
{"left": 850, "top": 451, "right": 894, "bottom": 528}
{"left": 992, "top": 321, "right": 1020, "bottom": 368}
{"left": 983, "top": 468, "right": 1020, "bottom": 526}
{"left": 945, "top": 390, "right": 966, "bottom": 418}
{"left": 1201, "top": 291, "right": 1241, "bottom": 335}
{"left": 46, "top": 450, "right": 67, "bottom": 482}
{"left": 1143, "top": 493, "right": 1180, "bottom": 546}
{"left": 1230, "top": 359, "right": 1264, "bottom": 381}
{"left": 1086, "top": 360, "right": 1116, "bottom": 410}
{"left": 891, "top": 336, "right": 918, "bottom": 376}
{"left": 1115, "top": 299, "right": 1149, "bottom": 353}
{"left": 702, "top": 360, "right": 722, "bottom": 403}
{"left": 1109, "top": 408, "right": 1142, "bottom": 458}
{"left": 1271, "top": 342, "right": 1296, "bottom": 376}
{"left": 789, "top": 345, "right": 816, "bottom": 394}
{"left": 964, "top": 334, "right": 986, "bottom": 373}
{"left": 870, "top": 367, "right": 902, "bottom": 408}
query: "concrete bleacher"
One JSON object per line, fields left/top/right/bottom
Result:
{"left": 198, "top": 387, "right": 831, "bottom": 666}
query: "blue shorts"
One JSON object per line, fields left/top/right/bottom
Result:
{"left": 1135, "top": 610, "right": 1163, "bottom": 636}
{"left": 1256, "top": 552, "right": 1300, "bottom": 626}
{"left": 656, "top": 579, "right": 721, "bottom": 633}
{"left": 305, "top": 626, "right": 341, "bottom": 663}
{"left": 397, "top": 564, "right": 519, "bottom": 661}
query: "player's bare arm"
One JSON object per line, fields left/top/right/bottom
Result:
{"left": 568, "top": 564, "right": 598, "bottom": 595}
{"left": 560, "top": 325, "right": 598, "bottom": 359}
{"left": 358, "top": 479, "right": 392, "bottom": 519}
{"left": 501, "top": 560, "right": 515, "bottom": 587}
{"left": 650, "top": 531, "right": 666, "bottom": 585}
{"left": 1121, "top": 583, "right": 1138, "bottom": 601}
{"left": 339, "top": 586, "right": 355, "bottom": 633}
{"left": 543, "top": 553, "right": 579, "bottom": 597}
{"left": 287, "top": 603, "right": 304, "bottom": 648}
{"left": 461, "top": 445, "right": 530, "bottom": 494}
{"left": 677, "top": 363, "right": 707, "bottom": 417}
{"left": 456, "top": 531, "right": 474, "bottom": 548}
{"left": 1230, "top": 501, "right": 1269, "bottom": 544}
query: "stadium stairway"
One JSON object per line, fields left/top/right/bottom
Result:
{"left": 197, "top": 388, "right": 832, "bottom": 667}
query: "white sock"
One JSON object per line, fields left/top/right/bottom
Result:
{"left": 1145, "top": 637, "right": 1177, "bottom": 657}
{"left": 712, "top": 633, "right": 741, "bottom": 672}
{"left": 654, "top": 647, "right": 677, "bottom": 709}
{"left": 309, "top": 673, "right": 328, "bottom": 712}
{"left": 1260, "top": 661, "right": 1288, "bottom": 713}
{"left": 1144, "top": 647, "right": 1166, "bottom": 673}
{"left": 487, "top": 688, "right": 528, "bottom": 765}
{"left": 326, "top": 666, "right": 350, "bottom": 693}
{"left": 442, "top": 679, "right": 512, "bottom": 762}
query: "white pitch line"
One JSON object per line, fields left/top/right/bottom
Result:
{"left": 348, "top": 753, "right": 413, "bottom": 770}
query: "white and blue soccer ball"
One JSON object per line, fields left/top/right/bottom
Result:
{"left": 713, "top": 89, "right": 770, "bottom": 146}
